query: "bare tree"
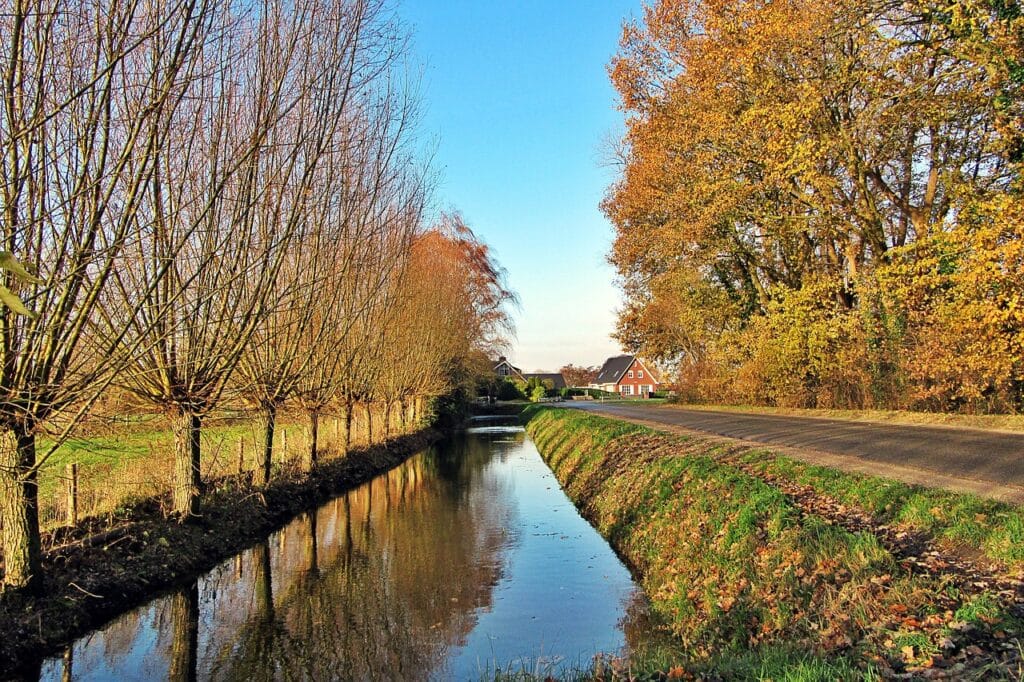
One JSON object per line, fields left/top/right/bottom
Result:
{"left": 95, "top": 0, "right": 321, "bottom": 518}
{"left": 0, "top": 0, "right": 216, "bottom": 590}
{"left": 238, "top": 3, "right": 422, "bottom": 483}
{"left": 294, "top": 153, "right": 424, "bottom": 466}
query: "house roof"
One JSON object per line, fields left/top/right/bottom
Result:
{"left": 493, "top": 356, "right": 521, "bottom": 371}
{"left": 594, "top": 354, "right": 660, "bottom": 385}
{"left": 493, "top": 357, "right": 525, "bottom": 380}
{"left": 594, "top": 355, "right": 636, "bottom": 384}
{"left": 523, "top": 373, "right": 566, "bottom": 390}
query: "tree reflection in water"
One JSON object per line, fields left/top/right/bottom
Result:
{"left": 37, "top": 429, "right": 653, "bottom": 680}
{"left": 168, "top": 585, "right": 198, "bottom": 682}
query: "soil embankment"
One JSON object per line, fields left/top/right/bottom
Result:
{"left": 0, "top": 429, "right": 441, "bottom": 679}
{"left": 524, "top": 405, "right": 1024, "bottom": 679}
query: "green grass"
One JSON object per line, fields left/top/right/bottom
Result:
{"left": 34, "top": 411, "right": 368, "bottom": 529}
{"left": 530, "top": 403, "right": 1024, "bottom": 568}
{"left": 715, "top": 644, "right": 879, "bottom": 681}
{"left": 736, "top": 449, "right": 1024, "bottom": 566}
{"left": 485, "top": 644, "right": 874, "bottom": 682}
{"left": 42, "top": 420, "right": 308, "bottom": 470}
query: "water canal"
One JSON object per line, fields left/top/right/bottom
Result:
{"left": 36, "top": 423, "right": 659, "bottom": 680}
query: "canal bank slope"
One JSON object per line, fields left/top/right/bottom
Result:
{"left": 523, "top": 406, "right": 1024, "bottom": 679}
{"left": 0, "top": 429, "right": 440, "bottom": 679}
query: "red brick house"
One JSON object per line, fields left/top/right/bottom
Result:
{"left": 592, "top": 354, "right": 660, "bottom": 397}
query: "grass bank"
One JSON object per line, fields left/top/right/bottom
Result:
{"left": 0, "top": 429, "right": 440, "bottom": 678}
{"left": 522, "top": 405, "right": 1024, "bottom": 679}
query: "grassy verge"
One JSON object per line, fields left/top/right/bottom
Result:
{"left": 522, "top": 405, "right": 1024, "bottom": 679}
{"left": 667, "top": 402, "right": 1024, "bottom": 433}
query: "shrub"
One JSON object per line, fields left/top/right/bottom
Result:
{"left": 495, "top": 379, "right": 525, "bottom": 401}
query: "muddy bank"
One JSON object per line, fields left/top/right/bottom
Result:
{"left": 0, "top": 430, "right": 440, "bottom": 679}
{"left": 523, "top": 406, "right": 1024, "bottom": 679}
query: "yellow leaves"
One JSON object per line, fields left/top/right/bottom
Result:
{"left": 607, "top": 0, "right": 1023, "bottom": 414}
{"left": 0, "top": 251, "right": 43, "bottom": 319}
{"left": 0, "top": 284, "right": 35, "bottom": 319}
{"left": 0, "top": 252, "right": 43, "bottom": 285}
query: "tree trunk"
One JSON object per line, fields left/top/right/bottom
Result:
{"left": 172, "top": 411, "right": 202, "bottom": 519}
{"left": 61, "top": 647, "right": 73, "bottom": 682}
{"left": 303, "top": 409, "right": 319, "bottom": 473}
{"left": 0, "top": 427, "right": 41, "bottom": 591}
{"left": 169, "top": 584, "right": 199, "bottom": 682}
{"left": 256, "top": 403, "right": 277, "bottom": 486}
{"left": 383, "top": 401, "right": 392, "bottom": 439}
{"left": 365, "top": 403, "right": 373, "bottom": 444}
{"left": 343, "top": 400, "right": 353, "bottom": 453}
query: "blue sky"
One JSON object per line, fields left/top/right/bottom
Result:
{"left": 398, "top": 1, "right": 642, "bottom": 372}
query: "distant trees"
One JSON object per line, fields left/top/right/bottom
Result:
{"left": 495, "top": 380, "right": 526, "bottom": 401}
{"left": 0, "top": 0, "right": 514, "bottom": 591}
{"left": 605, "top": 0, "right": 1024, "bottom": 412}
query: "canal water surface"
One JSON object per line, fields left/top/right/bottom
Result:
{"left": 38, "top": 424, "right": 656, "bottom": 680}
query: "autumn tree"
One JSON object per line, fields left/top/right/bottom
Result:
{"left": 604, "top": 0, "right": 1024, "bottom": 410}
{"left": 376, "top": 213, "right": 516, "bottom": 424}
{"left": 559, "top": 364, "right": 599, "bottom": 388}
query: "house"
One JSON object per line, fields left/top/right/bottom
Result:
{"left": 592, "top": 354, "right": 660, "bottom": 397}
{"left": 493, "top": 356, "right": 526, "bottom": 382}
{"left": 492, "top": 357, "right": 566, "bottom": 389}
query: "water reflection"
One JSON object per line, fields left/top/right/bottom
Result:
{"left": 39, "top": 428, "right": 653, "bottom": 680}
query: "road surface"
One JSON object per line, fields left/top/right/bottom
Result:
{"left": 566, "top": 402, "right": 1024, "bottom": 502}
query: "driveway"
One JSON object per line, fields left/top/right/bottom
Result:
{"left": 566, "top": 402, "right": 1024, "bottom": 502}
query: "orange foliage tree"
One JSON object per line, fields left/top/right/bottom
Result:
{"left": 604, "top": 0, "right": 1024, "bottom": 412}
{"left": 376, "top": 213, "right": 516, "bottom": 422}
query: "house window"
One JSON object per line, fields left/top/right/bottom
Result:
{"left": 638, "top": 370, "right": 643, "bottom": 378}
{"left": 499, "top": 367, "right": 509, "bottom": 376}
{"left": 628, "top": 370, "right": 634, "bottom": 378}
{"left": 621, "top": 384, "right": 632, "bottom": 395}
